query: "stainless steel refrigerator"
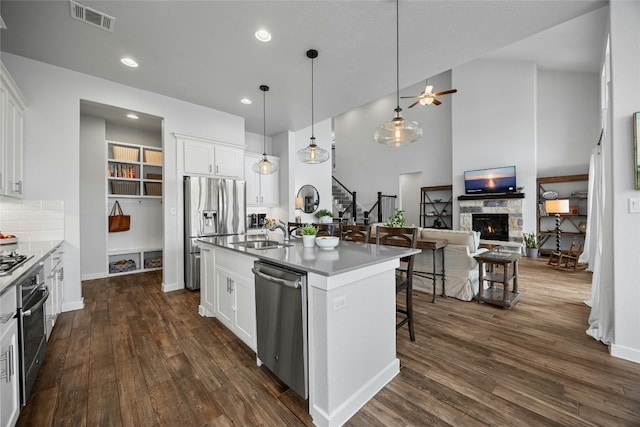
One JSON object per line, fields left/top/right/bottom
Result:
{"left": 184, "top": 176, "right": 246, "bottom": 290}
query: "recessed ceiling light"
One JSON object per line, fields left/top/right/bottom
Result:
{"left": 121, "top": 57, "right": 138, "bottom": 67}
{"left": 240, "top": 98, "right": 252, "bottom": 105}
{"left": 254, "top": 29, "right": 271, "bottom": 42}
{"left": 126, "top": 113, "right": 139, "bottom": 120}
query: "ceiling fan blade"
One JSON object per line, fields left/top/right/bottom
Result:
{"left": 400, "top": 95, "right": 421, "bottom": 99}
{"left": 408, "top": 100, "right": 421, "bottom": 108}
{"left": 432, "top": 98, "right": 442, "bottom": 106}
{"left": 433, "top": 89, "right": 458, "bottom": 96}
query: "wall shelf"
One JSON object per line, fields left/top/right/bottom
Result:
{"left": 420, "top": 185, "right": 452, "bottom": 229}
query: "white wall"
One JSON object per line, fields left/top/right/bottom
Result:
{"left": 334, "top": 71, "right": 453, "bottom": 214}
{"left": 451, "top": 59, "right": 538, "bottom": 233}
{"left": 4, "top": 52, "right": 245, "bottom": 310}
{"left": 609, "top": 1, "right": 640, "bottom": 363}
{"left": 537, "top": 70, "right": 600, "bottom": 177}
{"left": 79, "top": 114, "right": 107, "bottom": 278}
{"left": 245, "top": 131, "right": 272, "bottom": 156}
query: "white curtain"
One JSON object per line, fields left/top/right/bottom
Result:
{"left": 582, "top": 141, "right": 613, "bottom": 344}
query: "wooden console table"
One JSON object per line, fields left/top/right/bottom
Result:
{"left": 474, "top": 250, "right": 521, "bottom": 309}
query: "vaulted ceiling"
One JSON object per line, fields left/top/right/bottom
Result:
{"left": 0, "top": 1, "right": 606, "bottom": 135}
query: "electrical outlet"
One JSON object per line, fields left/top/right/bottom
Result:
{"left": 333, "top": 295, "right": 347, "bottom": 311}
{"left": 629, "top": 198, "right": 640, "bottom": 213}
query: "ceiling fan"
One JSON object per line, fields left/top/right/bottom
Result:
{"left": 401, "top": 82, "right": 457, "bottom": 108}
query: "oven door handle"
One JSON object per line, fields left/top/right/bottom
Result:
{"left": 22, "top": 287, "right": 49, "bottom": 317}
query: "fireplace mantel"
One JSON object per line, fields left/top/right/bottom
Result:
{"left": 458, "top": 193, "right": 525, "bottom": 201}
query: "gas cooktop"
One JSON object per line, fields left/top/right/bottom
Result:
{"left": 0, "top": 252, "right": 34, "bottom": 276}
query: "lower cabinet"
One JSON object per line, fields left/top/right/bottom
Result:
{"left": 44, "top": 245, "right": 64, "bottom": 340}
{"left": 0, "top": 289, "right": 19, "bottom": 427}
{"left": 200, "top": 245, "right": 256, "bottom": 351}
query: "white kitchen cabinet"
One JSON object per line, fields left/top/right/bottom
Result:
{"left": 45, "top": 245, "right": 64, "bottom": 340}
{"left": 182, "top": 137, "right": 244, "bottom": 178}
{"left": 245, "top": 153, "right": 279, "bottom": 207}
{"left": 200, "top": 244, "right": 256, "bottom": 351}
{"left": 1, "top": 61, "right": 26, "bottom": 199}
{"left": 200, "top": 246, "right": 215, "bottom": 316}
{"left": 0, "top": 287, "right": 20, "bottom": 427}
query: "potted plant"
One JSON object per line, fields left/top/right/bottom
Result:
{"left": 300, "top": 223, "right": 318, "bottom": 247}
{"left": 315, "top": 209, "right": 333, "bottom": 224}
{"left": 523, "top": 232, "right": 541, "bottom": 257}
{"left": 386, "top": 208, "right": 406, "bottom": 227}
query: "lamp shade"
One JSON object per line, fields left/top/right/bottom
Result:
{"left": 545, "top": 199, "right": 570, "bottom": 214}
{"left": 252, "top": 156, "right": 278, "bottom": 175}
{"left": 374, "top": 114, "right": 423, "bottom": 147}
{"left": 295, "top": 197, "right": 304, "bottom": 209}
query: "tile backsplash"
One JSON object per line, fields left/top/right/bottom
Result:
{"left": 0, "top": 199, "right": 65, "bottom": 242}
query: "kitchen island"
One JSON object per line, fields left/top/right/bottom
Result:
{"left": 197, "top": 234, "right": 420, "bottom": 427}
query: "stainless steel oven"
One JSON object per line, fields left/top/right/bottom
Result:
{"left": 16, "top": 262, "right": 48, "bottom": 405}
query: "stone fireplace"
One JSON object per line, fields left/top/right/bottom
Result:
{"left": 459, "top": 194, "right": 524, "bottom": 243}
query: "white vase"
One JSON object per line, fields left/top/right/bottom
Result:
{"left": 319, "top": 216, "right": 332, "bottom": 224}
{"left": 302, "top": 235, "right": 316, "bottom": 248}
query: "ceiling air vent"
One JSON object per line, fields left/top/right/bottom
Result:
{"left": 70, "top": 0, "right": 115, "bottom": 32}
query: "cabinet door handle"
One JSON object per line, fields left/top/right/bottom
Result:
{"left": 216, "top": 165, "right": 219, "bottom": 174}
{"left": 209, "top": 164, "right": 212, "bottom": 173}
{"left": 0, "top": 344, "right": 12, "bottom": 383}
{"left": 15, "top": 180, "right": 22, "bottom": 194}
{"left": 256, "top": 196, "right": 259, "bottom": 203}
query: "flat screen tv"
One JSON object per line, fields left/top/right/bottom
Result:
{"left": 464, "top": 166, "right": 516, "bottom": 194}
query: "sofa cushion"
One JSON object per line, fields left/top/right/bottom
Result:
{"left": 420, "top": 228, "right": 477, "bottom": 253}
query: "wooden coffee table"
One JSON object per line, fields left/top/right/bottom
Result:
{"left": 474, "top": 250, "right": 521, "bottom": 309}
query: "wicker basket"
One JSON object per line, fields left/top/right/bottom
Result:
{"left": 147, "top": 173, "right": 162, "bottom": 180}
{"left": 144, "top": 150, "right": 163, "bottom": 164}
{"left": 111, "top": 181, "right": 139, "bottom": 195}
{"left": 144, "top": 256, "right": 162, "bottom": 269}
{"left": 112, "top": 146, "right": 139, "bottom": 162}
{"left": 144, "top": 182, "right": 162, "bottom": 196}
{"left": 109, "top": 259, "right": 137, "bottom": 273}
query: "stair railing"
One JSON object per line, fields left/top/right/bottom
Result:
{"left": 364, "top": 192, "right": 397, "bottom": 225}
{"left": 332, "top": 176, "right": 357, "bottom": 222}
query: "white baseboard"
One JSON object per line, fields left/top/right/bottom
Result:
{"left": 310, "top": 358, "right": 400, "bottom": 427}
{"left": 81, "top": 272, "right": 106, "bottom": 281}
{"left": 61, "top": 298, "right": 84, "bottom": 312}
{"left": 611, "top": 343, "right": 640, "bottom": 364}
{"left": 161, "top": 281, "right": 182, "bottom": 292}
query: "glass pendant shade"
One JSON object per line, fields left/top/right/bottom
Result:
{"left": 374, "top": 111, "right": 423, "bottom": 147}
{"left": 254, "top": 84, "right": 278, "bottom": 175}
{"left": 375, "top": 0, "right": 422, "bottom": 147}
{"left": 297, "top": 49, "right": 329, "bottom": 164}
{"left": 297, "top": 137, "right": 330, "bottom": 164}
{"left": 252, "top": 155, "right": 278, "bottom": 174}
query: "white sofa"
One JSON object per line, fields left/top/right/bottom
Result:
{"left": 370, "top": 225, "right": 488, "bottom": 301}
{"left": 413, "top": 228, "right": 488, "bottom": 301}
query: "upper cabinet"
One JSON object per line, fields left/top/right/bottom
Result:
{"left": 182, "top": 136, "right": 244, "bottom": 178}
{"left": 245, "top": 152, "right": 279, "bottom": 207}
{"left": 1, "top": 61, "right": 27, "bottom": 199}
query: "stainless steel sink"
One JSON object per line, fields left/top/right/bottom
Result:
{"left": 231, "top": 240, "right": 291, "bottom": 249}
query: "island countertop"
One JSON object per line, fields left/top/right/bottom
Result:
{"left": 197, "top": 234, "right": 420, "bottom": 277}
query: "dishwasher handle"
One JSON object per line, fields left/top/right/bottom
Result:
{"left": 252, "top": 267, "right": 301, "bottom": 289}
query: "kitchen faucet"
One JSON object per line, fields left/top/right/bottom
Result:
{"left": 267, "top": 219, "right": 290, "bottom": 242}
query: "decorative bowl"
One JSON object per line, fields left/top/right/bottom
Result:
{"left": 315, "top": 236, "right": 339, "bottom": 249}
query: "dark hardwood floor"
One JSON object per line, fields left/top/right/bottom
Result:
{"left": 17, "top": 257, "right": 640, "bottom": 426}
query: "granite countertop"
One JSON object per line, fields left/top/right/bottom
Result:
{"left": 0, "top": 239, "right": 64, "bottom": 295}
{"left": 197, "top": 234, "right": 420, "bottom": 277}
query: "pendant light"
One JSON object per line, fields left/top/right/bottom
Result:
{"left": 374, "top": 0, "right": 423, "bottom": 147}
{"left": 252, "top": 85, "right": 278, "bottom": 175}
{"left": 297, "top": 49, "right": 330, "bottom": 164}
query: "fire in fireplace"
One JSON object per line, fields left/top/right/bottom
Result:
{"left": 472, "top": 213, "right": 509, "bottom": 241}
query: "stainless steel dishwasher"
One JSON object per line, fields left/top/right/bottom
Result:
{"left": 252, "top": 261, "right": 308, "bottom": 399}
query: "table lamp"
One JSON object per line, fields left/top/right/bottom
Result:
{"left": 294, "top": 197, "right": 303, "bottom": 223}
{"left": 545, "top": 199, "right": 569, "bottom": 252}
